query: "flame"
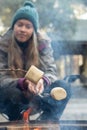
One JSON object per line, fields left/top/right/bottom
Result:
{"left": 23, "top": 125, "right": 42, "bottom": 130}
{"left": 22, "top": 108, "right": 42, "bottom": 130}
{"left": 23, "top": 124, "right": 30, "bottom": 130}
{"left": 23, "top": 108, "right": 32, "bottom": 123}
{"left": 34, "top": 128, "right": 42, "bottom": 130}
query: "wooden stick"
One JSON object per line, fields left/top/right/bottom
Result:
{"left": 0, "top": 68, "right": 27, "bottom": 73}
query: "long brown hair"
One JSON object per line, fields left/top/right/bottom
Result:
{"left": 8, "top": 31, "right": 40, "bottom": 78}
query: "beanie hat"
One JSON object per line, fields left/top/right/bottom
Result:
{"left": 11, "top": 1, "right": 39, "bottom": 32}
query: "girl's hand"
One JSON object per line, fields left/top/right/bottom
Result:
{"left": 25, "top": 78, "right": 44, "bottom": 94}
{"left": 36, "top": 78, "right": 44, "bottom": 94}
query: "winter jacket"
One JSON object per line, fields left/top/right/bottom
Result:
{"left": 0, "top": 29, "right": 58, "bottom": 104}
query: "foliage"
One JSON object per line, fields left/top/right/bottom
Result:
{"left": 0, "top": 0, "right": 86, "bottom": 40}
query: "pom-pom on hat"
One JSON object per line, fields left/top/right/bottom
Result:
{"left": 11, "top": 1, "right": 39, "bottom": 32}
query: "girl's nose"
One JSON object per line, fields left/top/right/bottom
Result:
{"left": 21, "top": 26, "right": 26, "bottom": 31}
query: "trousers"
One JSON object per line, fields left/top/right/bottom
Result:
{"left": 0, "top": 80, "right": 71, "bottom": 121}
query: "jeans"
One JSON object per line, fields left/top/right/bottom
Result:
{"left": 29, "top": 80, "right": 71, "bottom": 121}
{"left": 0, "top": 80, "right": 71, "bottom": 121}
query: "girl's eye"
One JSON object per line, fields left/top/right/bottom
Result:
{"left": 26, "top": 25, "right": 33, "bottom": 29}
{"left": 16, "top": 23, "right": 33, "bottom": 29}
{"left": 17, "top": 23, "right": 23, "bottom": 27}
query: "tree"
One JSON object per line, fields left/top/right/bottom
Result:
{"left": 0, "top": 0, "right": 86, "bottom": 40}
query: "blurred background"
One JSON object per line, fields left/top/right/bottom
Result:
{"left": 0, "top": 0, "right": 87, "bottom": 80}
{"left": 0, "top": 0, "right": 87, "bottom": 122}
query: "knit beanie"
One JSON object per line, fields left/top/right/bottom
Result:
{"left": 11, "top": 1, "right": 39, "bottom": 32}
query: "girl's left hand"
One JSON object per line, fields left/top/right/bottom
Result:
{"left": 36, "top": 78, "right": 44, "bottom": 94}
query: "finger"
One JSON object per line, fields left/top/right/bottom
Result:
{"left": 36, "top": 82, "right": 44, "bottom": 94}
{"left": 28, "top": 82, "right": 37, "bottom": 94}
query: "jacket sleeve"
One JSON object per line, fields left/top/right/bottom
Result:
{"left": 38, "top": 39, "right": 58, "bottom": 85}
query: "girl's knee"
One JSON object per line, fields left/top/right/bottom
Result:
{"left": 51, "top": 80, "right": 72, "bottom": 98}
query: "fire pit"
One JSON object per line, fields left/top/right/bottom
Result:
{"left": 0, "top": 121, "right": 60, "bottom": 130}
{"left": 1, "top": 120, "right": 87, "bottom": 130}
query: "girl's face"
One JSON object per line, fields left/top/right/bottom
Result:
{"left": 13, "top": 19, "right": 34, "bottom": 43}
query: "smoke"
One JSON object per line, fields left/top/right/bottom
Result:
{"left": 60, "top": 120, "right": 87, "bottom": 130}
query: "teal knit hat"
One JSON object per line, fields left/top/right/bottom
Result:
{"left": 11, "top": 1, "right": 39, "bottom": 32}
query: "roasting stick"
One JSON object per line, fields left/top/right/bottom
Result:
{"left": 0, "top": 68, "right": 27, "bottom": 73}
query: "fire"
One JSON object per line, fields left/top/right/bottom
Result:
{"left": 22, "top": 108, "right": 42, "bottom": 130}
{"left": 34, "top": 128, "right": 42, "bottom": 130}
{"left": 23, "top": 108, "right": 32, "bottom": 123}
{"left": 23, "top": 125, "right": 42, "bottom": 130}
